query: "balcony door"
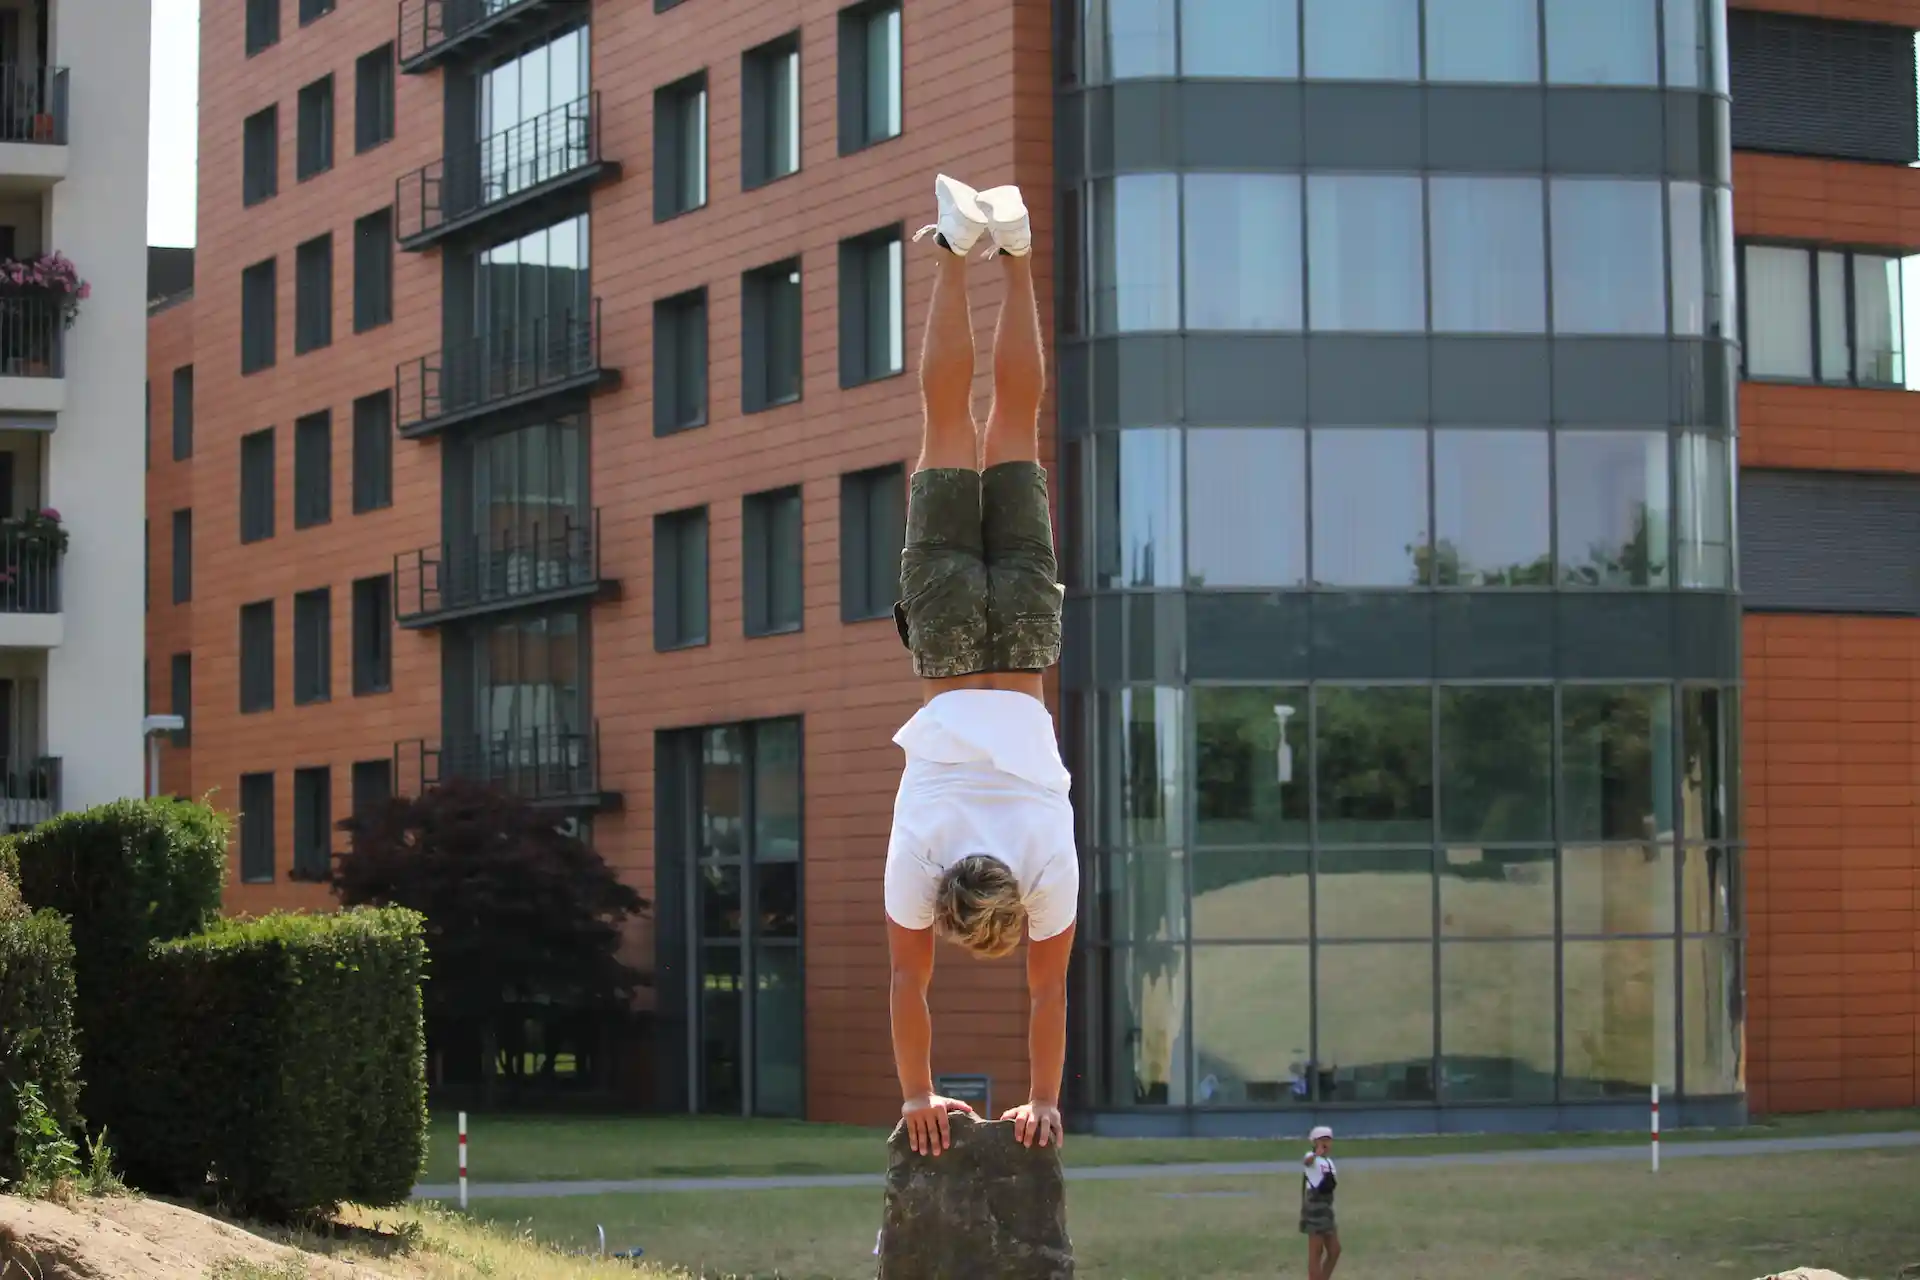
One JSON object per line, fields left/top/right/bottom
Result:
{"left": 454, "top": 609, "right": 584, "bottom": 779}
{"left": 457, "top": 416, "right": 587, "bottom": 603}
{"left": 478, "top": 24, "right": 588, "bottom": 202}
{"left": 472, "top": 214, "right": 591, "bottom": 395}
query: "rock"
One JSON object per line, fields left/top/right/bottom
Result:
{"left": 877, "top": 1113, "right": 1074, "bottom": 1280}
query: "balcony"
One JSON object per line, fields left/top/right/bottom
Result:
{"left": 0, "top": 756, "right": 60, "bottom": 831}
{"left": 398, "top": 0, "right": 583, "bottom": 74}
{"left": 395, "top": 508, "right": 616, "bottom": 628}
{"left": 395, "top": 723, "right": 619, "bottom": 812}
{"left": 396, "top": 300, "right": 616, "bottom": 438}
{"left": 0, "top": 538, "right": 62, "bottom": 648}
{"left": 0, "top": 67, "right": 70, "bottom": 190}
{"left": 394, "top": 94, "right": 616, "bottom": 251}
{"left": 0, "top": 296, "right": 65, "bottom": 413}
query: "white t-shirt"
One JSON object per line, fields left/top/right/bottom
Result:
{"left": 1304, "top": 1154, "right": 1336, "bottom": 1188}
{"left": 884, "top": 690, "right": 1079, "bottom": 942}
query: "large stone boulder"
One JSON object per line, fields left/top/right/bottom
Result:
{"left": 877, "top": 1113, "right": 1074, "bottom": 1280}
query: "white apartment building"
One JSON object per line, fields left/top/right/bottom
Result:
{"left": 0, "top": 0, "right": 148, "bottom": 823}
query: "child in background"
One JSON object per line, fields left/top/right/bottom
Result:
{"left": 1301, "top": 1125, "right": 1341, "bottom": 1280}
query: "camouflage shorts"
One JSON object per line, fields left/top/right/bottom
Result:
{"left": 894, "top": 462, "right": 1065, "bottom": 678}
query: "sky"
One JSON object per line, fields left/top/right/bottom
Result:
{"left": 148, "top": 0, "right": 199, "bottom": 247}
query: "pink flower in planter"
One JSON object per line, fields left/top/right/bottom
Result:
{"left": 37, "top": 508, "right": 60, "bottom": 522}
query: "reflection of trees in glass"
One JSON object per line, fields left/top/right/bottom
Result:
{"left": 1195, "top": 687, "right": 1308, "bottom": 845}
{"left": 1438, "top": 687, "right": 1553, "bottom": 842}
{"left": 1315, "top": 688, "right": 1432, "bottom": 843}
{"left": 1562, "top": 687, "right": 1668, "bottom": 842}
{"left": 1420, "top": 538, "right": 1555, "bottom": 587}
{"left": 1560, "top": 503, "right": 1667, "bottom": 587}
{"left": 1680, "top": 687, "right": 1728, "bottom": 842}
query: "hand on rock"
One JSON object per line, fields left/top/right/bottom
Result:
{"left": 1001, "top": 1100, "right": 1064, "bottom": 1149}
{"left": 901, "top": 1093, "right": 976, "bottom": 1156}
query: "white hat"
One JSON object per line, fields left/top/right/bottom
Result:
{"left": 1309, "top": 1125, "right": 1333, "bottom": 1141}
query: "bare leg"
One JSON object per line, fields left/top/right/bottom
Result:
{"left": 917, "top": 254, "right": 978, "bottom": 473}
{"left": 1323, "top": 1233, "right": 1341, "bottom": 1278}
{"left": 1306, "top": 1236, "right": 1324, "bottom": 1280}
{"left": 981, "top": 255, "right": 1044, "bottom": 469}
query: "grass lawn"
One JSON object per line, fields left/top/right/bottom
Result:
{"left": 420, "top": 1107, "right": 1920, "bottom": 1185}
{"left": 442, "top": 1147, "right": 1920, "bottom": 1279}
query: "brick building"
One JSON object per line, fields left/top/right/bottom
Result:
{"left": 147, "top": 0, "right": 1918, "bottom": 1130}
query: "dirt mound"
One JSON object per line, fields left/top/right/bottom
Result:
{"left": 0, "top": 1193, "right": 365, "bottom": 1280}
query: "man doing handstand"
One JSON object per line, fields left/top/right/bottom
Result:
{"left": 885, "top": 175, "right": 1076, "bottom": 1159}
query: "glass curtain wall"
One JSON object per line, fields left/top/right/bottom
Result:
{"left": 472, "top": 213, "right": 591, "bottom": 392}
{"left": 478, "top": 25, "right": 589, "bottom": 201}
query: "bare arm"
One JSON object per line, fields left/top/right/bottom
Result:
{"left": 1026, "top": 923, "right": 1074, "bottom": 1106}
{"left": 888, "top": 919, "right": 936, "bottom": 1101}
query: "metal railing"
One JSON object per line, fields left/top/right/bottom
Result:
{"left": 395, "top": 93, "right": 602, "bottom": 243}
{"left": 398, "top": 722, "right": 606, "bottom": 805}
{"left": 395, "top": 508, "right": 602, "bottom": 624}
{"left": 0, "top": 540, "right": 60, "bottom": 614}
{"left": 397, "top": 0, "right": 556, "bottom": 69}
{"left": 0, "top": 756, "right": 60, "bottom": 830}
{"left": 0, "top": 297, "right": 64, "bottom": 377}
{"left": 396, "top": 300, "right": 603, "bottom": 434}
{"left": 0, "top": 67, "right": 69, "bottom": 145}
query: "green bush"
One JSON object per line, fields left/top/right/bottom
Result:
{"left": 123, "top": 908, "right": 427, "bottom": 1219}
{"left": 7, "top": 797, "right": 228, "bottom": 1143}
{"left": 0, "top": 881, "right": 82, "bottom": 1186}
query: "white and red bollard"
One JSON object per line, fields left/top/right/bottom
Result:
{"left": 459, "top": 1111, "right": 469, "bottom": 1210}
{"left": 1650, "top": 1084, "right": 1660, "bottom": 1173}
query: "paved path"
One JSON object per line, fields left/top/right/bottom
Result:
{"left": 411, "top": 1128, "right": 1920, "bottom": 1202}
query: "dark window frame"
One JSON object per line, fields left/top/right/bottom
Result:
{"left": 171, "top": 365, "right": 194, "bottom": 460}
{"left": 239, "top": 772, "right": 276, "bottom": 883}
{"left": 246, "top": 0, "right": 280, "bottom": 55}
{"left": 1736, "top": 237, "right": 1910, "bottom": 390}
{"left": 351, "top": 758, "right": 393, "bottom": 818}
{"left": 654, "top": 288, "right": 709, "bottom": 435}
{"left": 654, "top": 506, "right": 711, "bottom": 650}
{"left": 839, "top": 224, "right": 905, "bottom": 387}
{"left": 352, "top": 390, "right": 393, "bottom": 513}
{"left": 742, "top": 32, "right": 803, "bottom": 190}
{"left": 242, "top": 105, "right": 278, "bottom": 206}
{"left": 169, "top": 652, "right": 192, "bottom": 746}
{"left": 744, "top": 485, "right": 805, "bottom": 637}
{"left": 292, "top": 766, "right": 333, "bottom": 880}
{"left": 742, "top": 258, "right": 803, "bottom": 413}
{"left": 239, "top": 427, "right": 276, "bottom": 543}
{"left": 298, "top": 0, "right": 335, "bottom": 24}
{"left": 241, "top": 258, "right": 277, "bottom": 374}
{"left": 354, "top": 44, "right": 396, "bottom": 153}
{"left": 294, "top": 234, "right": 333, "bottom": 354}
{"left": 837, "top": 0, "right": 903, "bottom": 155}
{"left": 353, "top": 208, "right": 394, "bottom": 332}
{"left": 352, "top": 574, "right": 393, "bottom": 695}
{"left": 653, "top": 71, "right": 710, "bottom": 221}
{"left": 293, "top": 587, "right": 332, "bottom": 706}
{"left": 170, "top": 508, "right": 192, "bottom": 604}
{"left": 840, "top": 463, "right": 905, "bottom": 622}
{"left": 293, "top": 409, "right": 333, "bottom": 529}
{"left": 239, "top": 599, "right": 276, "bottom": 714}
{"left": 296, "top": 74, "right": 335, "bottom": 181}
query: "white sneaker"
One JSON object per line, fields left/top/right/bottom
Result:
{"left": 911, "top": 174, "right": 988, "bottom": 257}
{"left": 974, "top": 184, "right": 1031, "bottom": 258}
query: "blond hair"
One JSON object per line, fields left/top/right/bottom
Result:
{"left": 933, "top": 855, "right": 1027, "bottom": 959}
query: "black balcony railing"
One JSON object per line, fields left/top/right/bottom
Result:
{"left": 0, "top": 296, "right": 64, "bottom": 377}
{"left": 396, "top": 300, "right": 611, "bottom": 437}
{"left": 0, "top": 66, "right": 69, "bottom": 145}
{"left": 0, "top": 540, "right": 61, "bottom": 614}
{"left": 397, "top": 0, "right": 572, "bottom": 72}
{"left": 395, "top": 508, "right": 609, "bottom": 626}
{"left": 397, "top": 723, "right": 616, "bottom": 809}
{"left": 0, "top": 756, "right": 60, "bottom": 830}
{"left": 395, "top": 93, "right": 610, "bottom": 247}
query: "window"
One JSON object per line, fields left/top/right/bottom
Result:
{"left": 169, "top": 653, "right": 192, "bottom": 746}
{"left": 242, "top": 106, "right": 277, "bottom": 205}
{"left": 1183, "top": 173, "right": 1302, "bottom": 331}
{"left": 1429, "top": 177, "right": 1546, "bottom": 333}
{"left": 743, "top": 258, "right": 803, "bottom": 411}
{"left": 1303, "top": 0, "right": 1417, "bottom": 80}
{"left": 171, "top": 365, "right": 194, "bottom": 460}
{"left": 1310, "top": 429, "right": 1428, "bottom": 586}
{"left": 1729, "top": 10, "right": 1918, "bottom": 165}
{"left": 241, "top": 258, "right": 276, "bottom": 373}
{"left": 239, "top": 773, "right": 276, "bottom": 883}
{"left": 1184, "top": 428, "right": 1306, "bottom": 587}
{"left": 294, "top": 410, "right": 332, "bottom": 529}
{"left": 240, "top": 600, "right": 275, "bottom": 713}
{"left": 355, "top": 45, "right": 395, "bottom": 153}
{"left": 743, "top": 34, "right": 801, "bottom": 188}
{"left": 1093, "top": 429, "right": 1182, "bottom": 588}
{"left": 294, "top": 234, "right": 332, "bottom": 354}
{"left": 353, "top": 209, "right": 393, "bottom": 332}
{"left": 1550, "top": 179, "right": 1665, "bottom": 335}
{"left": 1740, "top": 469, "right": 1920, "bottom": 613}
{"left": 298, "top": 0, "right": 333, "bottom": 24}
{"left": 1555, "top": 431, "right": 1671, "bottom": 588}
{"left": 1314, "top": 686, "right": 1432, "bottom": 844}
{"left": 838, "top": 0, "right": 901, "bottom": 153}
{"left": 744, "top": 486, "right": 804, "bottom": 636}
{"left": 1544, "top": 0, "right": 1658, "bottom": 86}
{"left": 655, "top": 507, "right": 710, "bottom": 649}
{"left": 293, "top": 589, "right": 331, "bottom": 704}
{"left": 1740, "top": 243, "right": 1910, "bottom": 387}
{"left": 1181, "top": 0, "right": 1296, "bottom": 77}
{"left": 246, "top": 0, "right": 279, "bottom": 54}
{"left": 1091, "top": 174, "right": 1180, "bottom": 332}
{"left": 171, "top": 509, "right": 192, "bottom": 603}
{"left": 839, "top": 227, "right": 904, "bottom": 386}
{"left": 296, "top": 76, "right": 334, "bottom": 180}
{"left": 1675, "top": 434, "right": 1733, "bottom": 589}
{"left": 1434, "top": 430, "right": 1552, "bottom": 586}
{"left": 351, "top": 758, "right": 393, "bottom": 817}
{"left": 1307, "top": 175, "right": 1425, "bottom": 332}
{"left": 352, "top": 391, "right": 393, "bottom": 513}
{"left": 1669, "top": 182, "right": 1735, "bottom": 340}
{"left": 1426, "top": 0, "right": 1537, "bottom": 82}
{"left": 654, "top": 288, "right": 708, "bottom": 434}
{"left": 654, "top": 72, "right": 708, "bottom": 219}
{"left": 240, "top": 427, "right": 275, "bottom": 543}
{"left": 840, "top": 464, "right": 904, "bottom": 621}
{"left": 352, "top": 574, "right": 392, "bottom": 695}
{"left": 144, "top": 518, "right": 150, "bottom": 611}
{"left": 144, "top": 381, "right": 150, "bottom": 470}
{"left": 292, "top": 767, "right": 332, "bottom": 880}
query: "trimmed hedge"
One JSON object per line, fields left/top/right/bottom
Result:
{"left": 123, "top": 908, "right": 428, "bottom": 1218}
{"left": 7, "top": 797, "right": 227, "bottom": 1145}
{"left": 0, "top": 877, "right": 82, "bottom": 1184}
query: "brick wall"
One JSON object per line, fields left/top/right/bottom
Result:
{"left": 146, "top": 296, "right": 196, "bottom": 800}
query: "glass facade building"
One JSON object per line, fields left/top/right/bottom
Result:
{"left": 1057, "top": 0, "right": 1743, "bottom": 1132}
